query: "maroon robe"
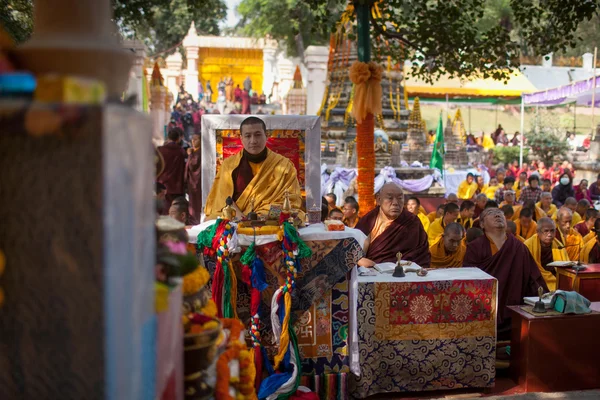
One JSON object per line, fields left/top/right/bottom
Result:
{"left": 356, "top": 207, "right": 431, "bottom": 267}
{"left": 185, "top": 149, "right": 202, "bottom": 223}
{"left": 574, "top": 221, "right": 590, "bottom": 237}
{"left": 241, "top": 90, "right": 251, "bottom": 114}
{"left": 158, "top": 142, "right": 186, "bottom": 210}
{"left": 464, "top": 234, "right": 547, "bottom": 339}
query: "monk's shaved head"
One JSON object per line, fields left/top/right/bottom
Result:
{"left": 443, "top": 222, "right": 465, "bottom": 253}
{"left": 537, "top": 217, "right": 556, "bottom": 246}
{"left": 377, "top": 182, "right": 404, "bottom": 219}
{"left": 541, "top": 192, "right": 552, "bottom": 200}
{"left": 565, "top": 197, "right": 577, "bottom": 209}
{"left": 556, "top": 207, "right": 573, "bottom": 235}
{"left": 506, "top": 220, "right": 517, "bottom": 235}
{"left": 444, "top": 222, "right": 465, "bottom": 236}
{"left": 446, "top": 193, "right": 459, "bottom": 204}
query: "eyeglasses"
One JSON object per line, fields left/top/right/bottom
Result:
{"left": 540, "top": 228, "right": 556, "bottom": 235}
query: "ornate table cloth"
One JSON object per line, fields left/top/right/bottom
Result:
{"left": 350, "top": 268, "right": 498, "bottom": 398}
{"left": 187, "top": 223, "right": 365, "bottom": 387}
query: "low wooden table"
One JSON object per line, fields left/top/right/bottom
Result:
{"left": 557, "top": 264, "right": 600, "bottom": 301}
{"left": 509, "top": 303, "right": 600, "bottom": 392}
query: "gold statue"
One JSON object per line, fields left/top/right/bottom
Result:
{"left": 222, "top": 197, "right": 236, "bottom": 220}
{"left": 282, "top": 190, "right": 291, "bottom": 213}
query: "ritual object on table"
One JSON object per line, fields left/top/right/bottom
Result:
{"left": 222, "top": 196, "right": 237, "bottom": 221}
{"left": 307, "top": 203, "right": 321, "bottom": 225}
{"left": 532, "top": 286, "right": 547, "bottom": 313}
{"left": 324, "top": 219, "right": 345, "bottom": 231}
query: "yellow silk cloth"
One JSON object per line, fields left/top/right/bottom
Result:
{"left": 457, "top": 181, "right": 478, "bottom": 200}
{"left": 536, "top": 202, "right": 557, "bottom": 218}
{"left": 427, "top": 218, "right": 445, "bottom": 246}
{"left": 484, "top": 185, "right": 500, "bottom": 200}
{"left": 429, "top": 236, "right": 466, "bottom": 268}
{"left": 516, "top": 220, "right": 537, "bottom": 240}
{"left": 557, "top": 228, "right": 583, "bottom": 261}
{"left": 417, "top": 212, "right": 430, "bottom": 232}
{"left": 512, "top": 205, "right": 547, "bottom": 221}
{"left": 370, "top": 209, "right": 395, "bottom": 242}
{"left": 524, "top": 235, "right": 569, "bottom": 291}
{"left": 552, "top": 211, "right": 582, "bottom": 227}
{"left": 580, "top": 238, "right": 599, "bottom": 263}
{"left": 427, "top": 211, "right": 438, "bottom": 223}
{"left": 204, "top": 149, "right": 303, "bottom": 220}
{"left": 583, "top": 231, "right": 597, "bottom": 244}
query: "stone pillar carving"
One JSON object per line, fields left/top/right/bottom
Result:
{"left": 165, "top": 51, "right": 183, "bottom": 103}
{"left": 304, "top": 46, "right": 329, "bottom": 115}
{"left": 16, "top": 0, "right": 132, "bottom": 97}
{"left": 123, "top": 39, "right": 147, "bottom": 111}
{"left": 277, "top": 55, "right": 295, "bottom": 102}
{"left": 182, "top": 22, "right": 200, "bottom": 101}
{"left": 262, "top": 40, "right": 278, "bottom": 101}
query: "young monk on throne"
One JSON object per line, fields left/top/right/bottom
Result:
{"left": 355, "top": 182, "right": 430, "bottom": 267}
{"left": 204, "top": 116, "right": 303, "bottom": 219}
{"left": 464, "top": 207, "right": 547, "bottom": 340}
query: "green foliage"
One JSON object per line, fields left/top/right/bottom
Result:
{"left": 235, "top": 0, "right": 345, "bottom": 58}
{"left": 0, "top": 0, "right": 227, "bottom": 53}
{"left": 525, "top": 109, "right": 570, "bottom": 166}
{"left": 492, "top": 146, "right": 529, "bottom": 166}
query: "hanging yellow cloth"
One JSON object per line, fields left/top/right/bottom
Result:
{"left": 524, "top": 235, "right": 569, "bottom": 291}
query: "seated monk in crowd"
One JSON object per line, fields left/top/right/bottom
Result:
{"left": 472, "top": 200, "right": 499, "bottom": 229}
{"left": 204, "top": 117, "right": 302, "bottom": 219}
{"left": 557, "top": 197, "right": 582, "bottom": 227}
{"left": 501, "top": 204, "right": 514, "bottom": 221}
{"left": 342, "top": 197, "right": 360, "bottom": 228}
{"left": 427, "top": 203, "right": 445, "bottom": 223}
{"left": 574, "top": 208, "right": 598, "bottom": 237}
{"left": 464, "top": 208, "right": 547, "bottom": 340}
{"left": 466, "top": 227, "right": 484, "bottom": 243}
{"left": 325, "top": 193, "right": 337, "bottom": 211}
{"left": 406, "top": 196, "right": 430, "bottom": 232}
{"left": 429, "top": 222, "right": 466, "bottom": 268}
{"left": 474, "top": 194, "right": 488, "bottom": 218}
{"left": 575, "top": 199, "right": 590, "bottom": 223}
{"left": 513, "top": 200, "right": 546, "bottom": 222}
{"left": 328, "top": 208, "right": 343, "bottom": 221}
{"left": 445, "top": 193, "right": 459, "bottom": 204}
{"left": 457, "top": 200, "right": 475, "bottom": 229}
{"left": 356, "top": 182, "right": 430, "bottom": 267}
{"left": 537, "top": 192, "right": 557, "bottom": 218}
{"left": 506, "top": 220, "right": 524, "bottom": 242}
{"left": 499, "top": 190, "right": 518, "bottom": 208}
{"left": 458, "top": 173, "right": 478, "bottom": 200}
{"left": 169, "top": 197, "right": 196, "bottom": 227}
{"left": 428, "top": 203, "right": 460, "bottom": 246}
{"left": 580, "top": 219, "right": 600, "bottom": 263}
{"left": 516, "top": 207, "right": 537, "bottom": 240}
{"left": 524, "top": 217, "right": 569, "bottom": 291}
{"left": 554, "top": 207, "right": 583, "bottom": 261}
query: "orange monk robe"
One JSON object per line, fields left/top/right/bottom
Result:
{"left": 515, "top": 220, "right": 537, "bottom": 240}
{"left": 524, "top": 235, "right": 569, "bottom": 291}
{"left": 204, "top": 149, "right": 302, "bottom": 220}
{"left": 427, "top": 218, "right": 446, "bottom": 246}
{"left": 512, "top": 205, "right": 547, "bottom": 222}
{"left": 457, "top": 181, "right": 478, "bottom": 200}
{"left": 557, "top": 228, "right": 584, "bottom": 261}
{"left": 580, "top": 238, "right": 600, "bottom": 263}
{"left": 536, "top": 202, "right": 557, "bottom": 218}
{"left": 427, "top": 211, "right": 438, "bottom": 223}
{"left": 429, "top": 236, "right": 466, "bottom": 268}
{"left": 417, "top": 212, "right": 430, "bottom": 233}
{"left": 583, "top": 231, "right": 597, "bottom": 244}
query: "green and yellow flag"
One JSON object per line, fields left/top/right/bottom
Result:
{"left": 430, "top": 113, "right": 445, "bottom": 176}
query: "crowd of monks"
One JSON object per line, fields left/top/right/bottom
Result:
{"left": 156, "top": 116, "right": 600, "bottom": 341}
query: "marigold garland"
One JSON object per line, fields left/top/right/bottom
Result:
{"left": 356, "top": 113, "right": 376, "bottom": 216}
{"left": 182, "top": 266, "right": 210, "bottom": 296}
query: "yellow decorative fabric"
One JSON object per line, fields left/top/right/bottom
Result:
{"left": 557, "top": 228, "right": 583, "bottom": 261}
{"left": 515, "top": 220, "right": 537, "bottom": 240}
{"left": 204, "top": 149, "right": 302, "bottom": 220}
{"left": 417, "top": 212, "right": 430, "bottom": 233}
{"left": 512, "top": 205, "right": 546, "bottom": 221}
{"left": 536, "top": 202, "right": 557, "bottom": 218}
{"left": 429, "top": 236, "right": 466, "bottom": 268}
{"left": 349, "top": 61, "right": 383, "bottom": 123}
{"left": 524, "top": 235, "right": 569, "bottom": 291}
{"left": 457, "top": 181, "right": 478, "bottom": 200}
{"left": 580, "top": 238, "right": 599, "bottom": 263}
{"left": 427, "top": 218, "right": 445, "bottom": 246}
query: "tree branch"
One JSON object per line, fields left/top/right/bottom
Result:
{"left": 369, "top": 14, "right": 432, "bottom": 56}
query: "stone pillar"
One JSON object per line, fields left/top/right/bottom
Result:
{"left": 16, "top": 0, "right": 132, "bottom": 98}
{"left": 262, "top": 39, "right": 278, "bottom": 100}
{"left": 182, "top": 22, "right": 200, "bottom": 101}
{"left": 277, "top": 55, "right": 295, "bottom": 102}
{"left": 151, "top": 86, "right": 167, "bottom": 146}
{"left": 123, "top": 39, "right": 147, "bottom": 111}
{"left": 165, "top": 51, "right": 183, "bottom": 102}
{"left": 304, "top": 46, "right": 329, "bottom": 115}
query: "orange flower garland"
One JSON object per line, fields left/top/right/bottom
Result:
{"left": 356, "top": 113, "right": 376, "bottom": 215}
{"left": 216, "top": 318, "right": 257, "bottom": 400}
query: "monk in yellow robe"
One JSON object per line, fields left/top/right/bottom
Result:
{"left": 524, "top": 217, "right": 569, "bottom": 291}
{"left": 406, "top": 196, "right": 430, "bottom": 233}
{"left": 204, "top": 116, "right": 302, "bottom": 219}
{"left": 580, "top": 220, "right": 600, "bottom": 263}
{"left": 555, "top": 207, "right": 583, "bottom": 262}
{"left": 429, "top": 222, "right": 466, "bottom": 268}
{"left": 554, "top": 197, "right": 582, "bottom": 227}
{"left": 428, "top": 203, "right": 460, "bottom": 246}
{"left": 512, "top": 200, "right": 546, "bottom": 222}
{"left": 515, "top": 207, "right": 537, "bottom": 240}
{"left": 484, "top": 177, "right": 500, "bottom": 200}
{"left": 513, "top": 172, "right": 528, "bottom": 200}
{"left": 499, "top": 190, "right": 518, "bottom": 209}
{"left": 457, "top": 200, "right": 475, "bottom": 229}
{"left": 574, "top": 208, "right": 598, "bottom": 238}
{"left": 427, "top": 204, "right": 445, "bottom": 223}
{"left": 537, "top": 192, "right": 557, "bottom": 218}
{"left": 506, "top": 220, "right": 525, "bottom": 242}
{"left": 458, "top": 173, "right": 478, "bottom": 200}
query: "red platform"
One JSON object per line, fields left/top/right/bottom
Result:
{"left": 557, "top": 264, "right": 600, "bottom": 302}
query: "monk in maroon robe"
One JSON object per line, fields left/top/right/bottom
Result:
{"left": 356, "top": 182, "right": 431, "bottom": 267}
{"left": 185, "top": 133, "right": 202, "bottom": 224}
{"left": 158, "top": 127, "right": 186, "bottom": 214}
{"left": 464, "top": 207, "right": 547, "bottom": 339}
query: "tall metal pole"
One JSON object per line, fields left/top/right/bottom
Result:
{"left": 591, "top": 47, "right": 597, "bottom": 138}
{"left": 519, "top": 96, "right": 525, "bottom": 167}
